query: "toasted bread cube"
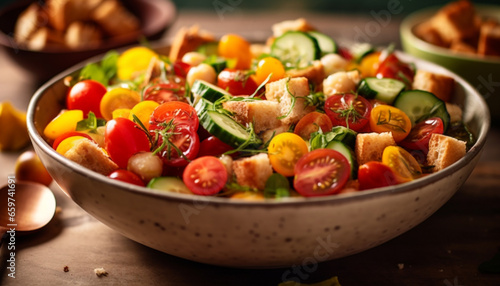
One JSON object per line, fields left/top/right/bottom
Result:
{"left": 478, "top": 20, "right": 500, "bottom": 57}
{"left": 62, "top": 138, "right": 118, "bottom": 175}
{"left": 272, "top": 18, "right": 315, "bottom": 37}
{"left": 232, "top": 153, "right": 273, "bottom": 190}
{"left": 169, "top": 25, "right": 215, "bottom": 61}
{"left": 65, "top": 22, "right": 102, "bottom": 50}
{"left": 265, "top": 77, "right": 315, "bottom": 125}
{"left": 427, "top": 133, "right": 466, "bottom": 172}
{"left": 355, "top": 132, "right": 396, "bottom": 166}
{"left": 414, "top": 21, "right": 447, "bottom": 48}
{"left": 450, "top": 39, "right": 477, "bottom": 54}
{"left": 259, "top": 124, "right": 291, "bottom": 143}
{"left": 323, "top": 70, "right": 361, "bottom": 98}
{"left": 445, "top": 103, "right": 463, "bottom": 123}
{"left": 222, "top": 100, "right": 282, "bottom": 133}
{"left": 430, "top": 0, "right": 481, "bottom": 45}
{"left": 412, "top": 70, "right": 455, "bottom": 102}
{"left": 14, "top": 3, "right": 42, "bottom": 44}
{"left": 92, "top": 0, "right": 139, "bottom": 37}
{"left": 47, "top": 0, "right": 103, "bottom": 32}
{"left": 286, "top": 60, "right": 325, "bottom": 86}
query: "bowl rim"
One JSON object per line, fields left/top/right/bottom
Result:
{"left": 0, "top": 0, "right": 177, "bottom": 54}
{"left": 27, "top": 45, "right": 491, "bottom": 207}
{"left": 400, "top": 4, "right": 500, "bottom": 64}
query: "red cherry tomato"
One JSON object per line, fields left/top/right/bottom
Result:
{"left": 66, "top": 80, "right": 107, "bottom": 118}
{"left": 376, "top": 53, "right": 415, "bottom": 85}
{"left": 324, "top": 93, "right": 372, "bottom": 132}
{"left": 183, "top": 156, "right": 228, "bottom": 195}
{"left": 293, "top": 149, "right": 351, "bottom": 197}
{"left": 150, "top": 124, "right": 200, "bottom": 167}
{"left": 143, "top": 82, "right": 185, "bottom": 104}
{"left": 294, "top": 111, "right": 333, "bottom": 140}
{"left": 337, "top": 47, "right": 353, "bottom": 61}
{"left": 52, "top": 131, "right": 94, "bottom": 150}
{"left": 198, "top": 136, "right": 234, "bottom": 157}
{"left": 150, "top": 101, "right": 199, "bottom": 132}
{"left": 358, "top": 161, "right": 398, "bottom": 190}
{"left": 217, "top": 68, "right": 259, "bottom": 96}
{"left": 105, "top": 118, "right": 151, "bottom": 169}
{"left": 108, "top": 169, "right": 145, "bottom": 186}
{"left": 400, "top": 117, "right": 444, "bottom": 153}
{"left": 173, "top": 60, "right": 191, "bottom": 78}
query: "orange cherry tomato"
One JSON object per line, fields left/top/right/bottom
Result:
{"left": 382, "top": 146, "right": 422, "bottom": 183}
{"left": 369, "top": 105, "right": 411, "bottom": 142}
{"left": 294, "top": 111, "right": 333, "bottom": 140}
{"left": 268, "top": 132, "right": 309, "bottom": 177}
{"left": 218, "top": 34, "right": 252, "bottom": 70}
{"left": 254, "top": 57, "right": 286, "bottom": 84}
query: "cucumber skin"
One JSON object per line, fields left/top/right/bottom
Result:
{"left": 270, "top": 31, "right": 321, "bottom": 69}
{"left": 358, "top": 77, "right": 406, "bottom": 104}
{"left": 191, "top": 80, "right": 230, "bottom": 103}
{"left": 326, "top": 141, "right": 357, "bottom": 179}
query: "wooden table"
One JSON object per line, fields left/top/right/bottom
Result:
{"left": 1, "top": 11, "right": 500, "bottom": 286}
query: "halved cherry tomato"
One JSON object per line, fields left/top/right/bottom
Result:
{"left": 183, "top": 156, "right": 228, "bottom": 195}
{"left": 173, "top": 60, "right": 191, "bottom": 78}
{"left": 218, "top": 34, "right": 252, "bottom": 69}
{"left": 52, "top": 131, "right": 94, "bottom": 150}
{"left": 150, "top": 124, "right": 200, "bottom": 167}
{"left": 268, "top": 132, "right": 309, "bottom": 177}
{"left": 143, "top": 76, "right": 187, "bottom": 104}
{"left": 369, "top": 105, "right": 411, "bottom": 142}
{"left": 43, "top": 109, "right": 84, "bottom": 140}
{"left": 105, "top": 118, "right": 151, "bottom": 169}
{"left": 66, "top": 80, "right": 107, "bottom": 118}
{"left": 400, "top": 117, "right": 444, "bottom": 153}
{"left": 324, "top": 93, "right": 372, "bottom": 132}
{"left": 254, "top": 57, "right": 286, "bottom": 84}
{"left": 382, "top": 146, "right": 422, "bottom": 183}
{"left": 198, "top": 136, "right": 234, "bottom": 157}
{"left": 294, "top": 111, "right": 333, "bottom": 140}
{"left": 149, "top": 101, "right": 199, "bottom": 132}
{"left": 376, "top": 53, "right": 414, "bottom": 86}
{"left": 358, "top": 161, "right": 398, "bottom": 190}
{"left": 100, "top": 88, "right": 141, "bottom": 121}
{"left": 217, "top": 68, "right": 259, "bottom": 96}
{"left": 293, "top": 149, "right": 351, "bottom": 197}
{"left": 108, "top": 169, "right": 145, "bottom": 187}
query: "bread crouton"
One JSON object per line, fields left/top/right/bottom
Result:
{"left": 232, "top": 153, "right": 273, "bottom": 190}
{"left": 62, "top": 138, "right": 118, "bottom": 175}
{"left": 286, "top": 60, "right": 325, "bottom": 86}
{"left": 169, "top": 25, "right": 215, "bottom": 61}
{"left": 355, "top": 132, "right": 396, "bottom": 166}
{"left": 265, "top": 77, "right": 315, "bottom": 125}
{"left": 14, "top": 3, "right": 42, "bottom": 44}
{"left": 427, "top": 133, "right": 466, "bottom": 172}
{"left": 478, "top": 20, "right": 500, "bottom": 57}
{"left": 222, "top": 100, "right": 282, "bottom": 133}
{"left": 323, "top": 70, "right": 361, "bottom": 98}
{"left": 91, "top": 0, "right": 139, "bottom": 37}
{"left": 449, "top": 39, "right": 477, "bottom": 54}
{"left": 445, "top": 103, "right": 463, "bottom": 123}
{"left": 271, "top": 18, "right": 315, "bottom": 38}
{"left": 64, "top": 22, "right": 103, "bottom": 50}
{"left": 414, "top": 21, "right": 447, "bottom": 48}
{"left": 259, "top": 124, "right": 291, "bottom": 143}
{"left": 412, "top": 70, "right": 455, "bottom": 102}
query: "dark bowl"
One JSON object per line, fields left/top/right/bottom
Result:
{"left": 0, "top": 0, "right": 176, "bottom": 82}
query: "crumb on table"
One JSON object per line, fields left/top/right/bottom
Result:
{"left": 63, "top": 266, "right": 69, "bottom": 272}
{"left": 94, "top": 267, "right": 108, "bottom": 277}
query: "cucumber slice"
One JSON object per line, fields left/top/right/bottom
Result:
{"left": 358, "top": 77, "right": 406, "bottom": 104}
{"left": 326, "top": 141, "right": 357, "bottom": 179}
{"left": 191, "top": 80, "right": 231, "bottom": 103}
{"left": 271, "top": 31, "right": 321, "bottom": 69}
{"left": 329, "top": 126, "right": 357, "bottom": 150}
{"left": 350, "top": 43, "right": 375, "bottom": 63}
{"left": 194, "top": 98, "right": 214, "bottom": 117}
{"left": 393, "top": 90, "right": 450, "bottom": 131}
{"left": 196, "top": 42, "right": 219, "bottom": 56}
{"left": 147, "top": 177, "right": 193, "bottom": 194}
{"left": 200, "top": 110, "right": 262, "bottom": 148}
{"left": 307, "top": 31, "right": 337, "bottom": 55}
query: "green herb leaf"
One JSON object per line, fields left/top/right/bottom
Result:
{"left": 76, "top": 112, "right": 106, "bottom": 133}
{"left": 79, "top": 50, "right": 119, "bottom": 86}
{"left": 264, "top": 173, "right": 290, "bottom": 198}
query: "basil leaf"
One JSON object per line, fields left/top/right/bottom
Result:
{"left": 264, "top": 173, "right": 290, "bottom": 199}
{"left": 76, "top": 112, "right": 105, "bottom": 133}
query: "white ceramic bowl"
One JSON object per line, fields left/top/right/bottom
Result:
{"left": 27, "top": 48, "right": 489, "bottom": 268}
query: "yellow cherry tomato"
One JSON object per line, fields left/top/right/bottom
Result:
{"left": 100, "top": 88, "right": 141, "bottom": 121}
{"left": 230, "top": 192, "right": 265, "bottom": 201}
{"left": 254, "top": 57, "right": 286, "bottom": 84}
{"left": 268, "top": 132, "right": 309, "bottom": 177}
{"left": 218, "top": 34, "right": 252, "bottom": 70}
{"left": 43, "top": 109, "right": 84, "bottom": 140}
{"left": 369, "top": 105, "right": 411, "bottom": 142}
{"left": 382, "top": 146, "right": 422, "bottom": 183}
{"left": 358, "top": 52, "right": 381, "bottom": 78}
{"left": 112, "top": 108, "right": 131, "bottom": 119}
{"left": 128, "top": 100, "right": 159, "bottom": 129}
{"left": 55, "top": 136, "right": 88, "bottom": 155}
{"left": 117, "top": 47, "right": 158, "bottom": 81}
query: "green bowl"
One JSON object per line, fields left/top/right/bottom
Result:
{"left": 400, "top": 5, "right": 500, "bottom": 123}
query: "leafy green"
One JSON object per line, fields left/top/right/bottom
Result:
{"left": 264, "top": 173, "right": 290, "bottom": 198}
{"left": 75, "top": 112, "right": 106, "bottom": 133}
{"left": 309, "top": 126, "right": 357, "bottom": 150}
{"left": 79, "top": 51, "right": 119, "bottom": 86}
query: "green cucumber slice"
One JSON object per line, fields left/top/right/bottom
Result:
{"left": 393, "top": 90, "right": 450, "bottom": 131}
{"left": 358, "top": 77, "right": 406, "bottom": 104}
{"left": 307, "top": 31, "right": 337, "bottom": 55}
{"left": 350, "top": 43, "right": 375, "bottom": 63}
{"left": 147, "top": 177, "right": 193, "bottom": 194}
{"left": 196, "top": 42, "right": 219, "bottom": 56}
{"left": 194, "top": 98, "right": 214, "bottom": 117}
{"left": 271, "top": 31, "right": 321, "bottom": 69}
{"left": 200, "top": 110, "right": 262, "bottom": 148}
{"left": 191, "top": 80, "right": 231, "bottom": 102}
{"left": 326, "top": 140, "right": 357, "bottom": 179}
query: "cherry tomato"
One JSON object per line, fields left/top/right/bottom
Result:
{"left": 150, "top": 101, "right": 199, "bottom": 132}
{"left": 100, "top": 88, "right": 141, "bottom": 121}
{"left": 52, "top": 131, "right": 94, "bottom": 150}
{"left": 254, "top": 57, "right": 286, "bottom": 84}
{"left": 218, "top": 34, "right": 252, "bottom": 69}
{"left": 108, "top": 169, "right": 145, "bottom": 187}
{"left": 293, "top": 149, "right": 351, "bottom": 197}
{"left": 358, "top": 161, "right": 398, "bottom": 190}
{"left": 67, "top": 80, "right": 107, "bottom": 118}
{"left": 376, "top": 53, "right": 415, "bottom": 86}
{"left": 105, "top": 118, "right": 151, "bottom": 169}
{"left": 173, "top": 60, "right": 191, "bottom": 78}
{"left": 217, "top": 68, "right": 259, "bottom": 96}
{"left": 143, "top": 77, "right": 187, "bottom": 104}
{"left": 43, "top": 109, "right": 84, "bottom": 140}
{"left": 268, "top": 132, "right": 309, "bottom": 177}
{"left": 337, "top": 47, "right": 353, "bottom": 61}
{"left": 15, "top": 150, "right": 53, "bottom": 187}
{"left": 294, "top": 111, "right": 333, "bottom": 140}
{"left": 198, "top": 136, "right": 234, "bottom": 157}
{"left": 357, "top": 52, "right": 381, "bottom": 78}
{"left": 382, "top": 146, "right": 422, "bottom": 183}
{"left": 324, "top": 93, "right": 372, "bottom": 132}
{"left": 150, "top": 124, "right": 200, "bottom": 167}
{"left": 128, "top": 100, "right": 159, "bottom": 130}
{"left": 400, "top": 117, "right": 444, "bottom": 153}
{"left": 369, "top": 105, "right": 411, "bottom": 142}
{"left": 183, "top": 156, "right": 228, "bottom": 195}
{"left": 117, "top": 46, "right": 158, "bottom": 81}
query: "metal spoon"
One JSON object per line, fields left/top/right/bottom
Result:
{"left": 0, "top": 181, "right": 57, "bottom": 243}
